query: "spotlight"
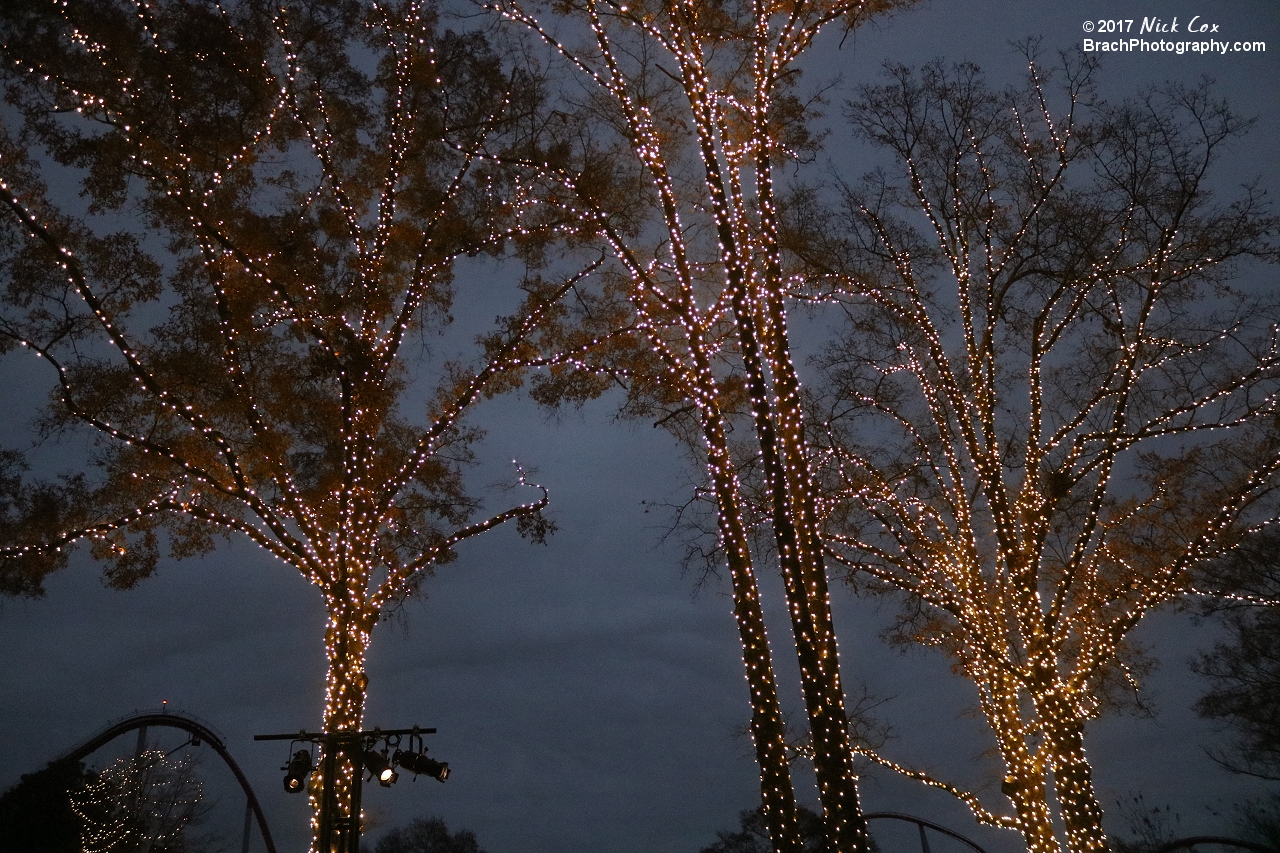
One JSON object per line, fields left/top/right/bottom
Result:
{"left": 283, "top": 749, "right": 312, "bottom": 793}
{"left": 393, "top": 748, "right": 449, "bottom": 782}
{"left": 363, "top": 749, "right": 399, "bottom": 787}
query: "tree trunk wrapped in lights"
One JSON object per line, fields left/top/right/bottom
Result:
{"left": 0, "top": 0, "right": 568, "bottom": 844}
{"left": 487, "top": 0, "right": 912, "bottom": 847}
{"left": 704, "top": 398, "right": 805, "bottom": 853}
{"left": 521, "top": 230, "right": 808, "bottom": 849}
{"left": 800, "top": 54, "right": 1280, "bottom": 853}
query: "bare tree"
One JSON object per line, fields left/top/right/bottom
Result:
{"left": 374, "top": 816, "right": 486, "bottom": 853}
{"left": 1194, "top": 530, "right": 1280, "bottom": 781}
{"left": 486, "top": 0, "right": 915, "bottom": 848}
{"left": 0, "top": 0, "right": 568, "bottom": 838}
{"left": 70, "top": 750, "right": 216, "bottom": 853}
{"left": 799, "top": 56, "right": 1280, "bottom": 853}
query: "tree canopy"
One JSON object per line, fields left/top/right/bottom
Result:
{"left": 375, "top": 816, "right": 486, "bottom": 853}
{"left": 0, "top": 758, "right": 96, "bottom": 853}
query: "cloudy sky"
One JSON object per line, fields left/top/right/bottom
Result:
{"left": 1, "top": 2, "right": 1277, "bottom": 853}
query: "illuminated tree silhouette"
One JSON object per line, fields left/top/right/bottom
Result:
{"left": 486, "top": 0, "right": 909, "bottom": 848}
{"left": 0, "top": 0, "right": 565, "bottom": 841}
{"left": 70, "top": 750, "right": 211, "bottom": 853}
{"left": 803, "top": 56, "right": 1280, "bottom": 853}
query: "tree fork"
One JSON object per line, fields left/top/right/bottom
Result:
{"left": 750, "top": 84, "right": 868, "bottom": 853}
{"left": 668, "top": 39, "right": 864, "bottom": 838}
{"left": 984, "top": 675, "right": 1061, "bottom": 853}
{"left": 720, "top": 244, "right": 867, "bottom": 852}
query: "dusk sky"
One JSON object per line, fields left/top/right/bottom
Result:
{"left": 1, "top": 2, "right": 1277, "bottom": 853}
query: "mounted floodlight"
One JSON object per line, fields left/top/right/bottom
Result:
{"left": 393, "top": 748, "right": 449, "bottom": 782}
{"left": 283, "top": 749, "right": 313, "bottom": 793}
{"left": 363, "top": 749, "right": 399, "bottom": 787}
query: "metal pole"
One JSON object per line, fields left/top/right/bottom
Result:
{"left": 347, "top": 735, "right": 364, "bottom": 853}
{"left": 318, "top": 741, "right": 338, "bottom": 853}
{"left": 241, "top": 799, "right": 253, "bottom": 853}
{"left": 255, "top": 726, "right": 438, "bottom": 853}
{"left": 317, "top": 732, "right": 365, "bottom": 853}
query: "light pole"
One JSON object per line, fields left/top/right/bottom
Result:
{"left": 255, "top": 726, "right": 448, "bottom": 853}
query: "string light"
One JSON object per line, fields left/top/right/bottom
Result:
{"left": 70, "top": 750, "right": 204, "bottom": 853}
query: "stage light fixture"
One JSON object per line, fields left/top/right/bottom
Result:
{"left": 393, "top": 748, "right": 449, "bottom": 782}
{"left": 364, "top": 749, "right": 399, "bottom": 787}
{"left": 283, "top": 749, "right": 312, "bottom": 793}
